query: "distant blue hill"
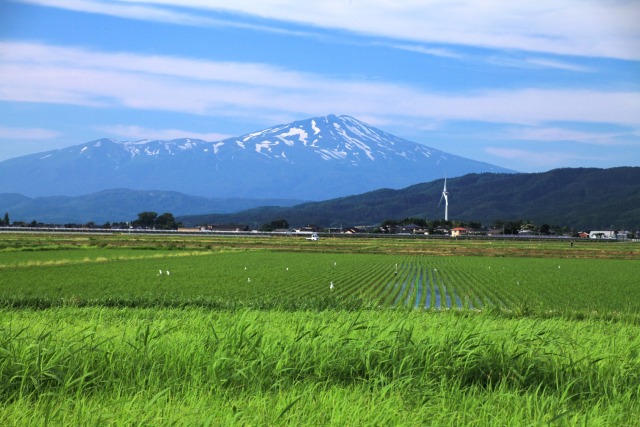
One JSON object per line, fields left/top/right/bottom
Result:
{"left": 0, "top": 189, "right": 303, "bottom": 224}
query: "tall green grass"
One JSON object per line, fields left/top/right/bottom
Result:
{"left": 1, "top": 308, "right": 638, "bottom": 425}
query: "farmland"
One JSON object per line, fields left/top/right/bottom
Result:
{"left": 1, "top": 232, "right": 639, "bottom": 425}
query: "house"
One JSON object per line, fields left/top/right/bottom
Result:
{"left": 616, "top": 231, "right": 630, "bottom": 241}
{"left": 401, "top": 224, "right": 428, "bottom": 234}
{"left": 201, "top": 224, "right": 250, "bottom": 232}
{"left": 294, "top": 225, "right": 320, "bottom": 234}
{"left": 589, "top": 230, "right": 616, "bottom": 239}
{"left": 451, "top": 227, "right": 470, "bottom": 237}
{"left": 379, "top": 224, "right": 403, "bottom": 234}
{"left": 177, "top": 227, "right": 202, "bottom": 233}
{"left": 486, "top": 228, "right": 503, "bottom": 236}
{"left": 433, "top": 226, "right": 450, "bottom": 235}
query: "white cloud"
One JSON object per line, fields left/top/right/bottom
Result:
{"left": 487, "top": 56, "right": 594, "bottom": 72}
{"left": 505, "top": 127, "right": 636, "bottom": 146}
{"left": 17, "top": 0, "right": 319, "bottom": 37}
{"left": 21, "top": 0, "right": 640, "bottom": 60}
{"left": 380, "top": 43, "right": 464, "bottom": 59}
{"left": 96, "top": 125, "right": 231, "bottom": 141}
{"left": 0, "top": 126, "right": 60, "bottom": 139}
{"left": 1, "top": 42, "right": 639, "bottom": 129}
{"left": 484, "top": 146, "right": 609, "bottom": 170}
{"left": 523, "top": 58, "right": 593, "bottom": 73}
{"left": 17, "top": 0, "right": 224, "bottom": 27}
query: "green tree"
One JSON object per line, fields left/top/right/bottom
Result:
{"left": 133, "top": 211, "right": 158, "bottom": 229}
{"left": 400, "top": 217, "right": 428, "bottom": 227}
{"left": 155, "top": 212, "right": 179, "bottom": 230}
{"left": 260, "top": 219, "right": 289, "bottom": 232}
{"left": 3, "top": 212, "right": 8, "bottom": 226}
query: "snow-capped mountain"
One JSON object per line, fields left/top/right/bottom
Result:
{"left": 0, "top": 115, "right": 515, "bottom": 200}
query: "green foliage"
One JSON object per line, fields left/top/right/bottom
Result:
{"left": 260, "top": 218, "right": 289, "bottom": 231}
{"left": 131, "top": 211, "right": 179, "bottom": 230}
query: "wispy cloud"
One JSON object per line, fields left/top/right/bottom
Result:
{"left": 19, "top": 0, "right": 640, "bottom": 60}
{"left": 485, "top": 147, "right": 609, "bottom": 169}
{"left": 0, "top": 126, "right": 61, "bottom": 139}
{"left": 16, "top": 0, "right": 320, "bottom": 37}
{"left": 96, "top": 125, "right": 231, "bottom": 142}
{"left": 381, "top": 43, "right": 464, "bottom": 59}
{"left": 488, "top": 56, "right": 594, "bottom": 72}
{"left": 18, "top": 0, "right": 214, "bottom": 26}
{"left": 523, "top": 58, "right": 593, "bottom": 72}
{"left": 1, "top": 42, "right": 639, "bottom": 128}
{"left": 505, "top": 127, "right": 637, "bottom": 146}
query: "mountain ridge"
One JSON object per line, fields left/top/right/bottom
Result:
{"left": 178, "top": 167, "right": 640, "bottom": 230}
{"left": 0, "top": 115, "right": 514, "bottom": 200}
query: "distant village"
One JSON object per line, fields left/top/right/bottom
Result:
{"left": 183, "top": 223, "right": 634, "bottom": 241}
{"left": 1, "top": 211, "right": 636, "bottom": 241}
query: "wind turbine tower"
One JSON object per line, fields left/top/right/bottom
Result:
{"left": 438, "top": 178, "right": 449, "bottom": 221}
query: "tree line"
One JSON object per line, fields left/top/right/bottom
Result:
{"left": 0, "top": 211, "right": 181, "bottom": 230}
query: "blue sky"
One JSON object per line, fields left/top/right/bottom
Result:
{"left": 1, "top": 0, "right": 639, "bottom": 172}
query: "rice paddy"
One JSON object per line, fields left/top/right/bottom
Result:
{"left": 0, "top": 232, "right": 639, "bottom": 425}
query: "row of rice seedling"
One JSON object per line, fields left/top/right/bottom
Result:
{"left": 1, "top": 246, "right": 638, "bottom": 314}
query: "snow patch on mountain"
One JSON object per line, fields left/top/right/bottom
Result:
{"left": 276, "top": 127, "right": 308, "bottom": 146}
{"left": 212, "top": 142, "right": 224, "bottom": 154}
{"left": 317, "top": 148, "right": 347, "bottom": 160}
{"left": 255, "top": 140, "right": 279, "bottom": 155}
{"left": 311, "top": 120, "right": 320, "bottom": 135}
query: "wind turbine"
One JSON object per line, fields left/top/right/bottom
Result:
{"left": 438, "top": 178, "right": 449, "bottom": 221}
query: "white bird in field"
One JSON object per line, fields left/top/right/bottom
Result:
{"left": 244, "top": 267, "right": 247, "bottom": 270}
{"left": 286, "top": 267, "right": 289, "bottom": 271}
{"left": 158, "top": 269, "right": 163, "bottom": 275}
{"left": 166, "top": 270, "right": 170, "bottom": 276}
{"left": 247, "top": 278, "right": 251, "bottom": 283}
{"left": 333, "top": 262, "right": 337, "bottom": 267}
{"left": 330, "top": 281, "right": 334, "bottom": 290}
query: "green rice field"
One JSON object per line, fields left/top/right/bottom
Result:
{"left": 1, "top": 232, "right": 639, "bottom": 425}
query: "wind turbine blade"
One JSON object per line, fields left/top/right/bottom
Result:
{"left": 438, "top": 193, "right": 444, "bottom": 207}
